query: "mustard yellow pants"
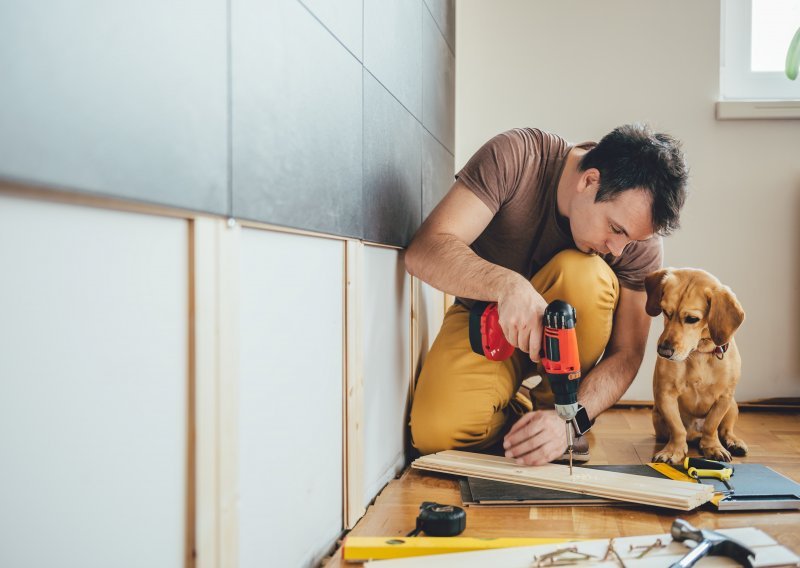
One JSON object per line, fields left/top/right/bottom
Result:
{"left": 409, "top": 249, "right": 620, "bottom": 455}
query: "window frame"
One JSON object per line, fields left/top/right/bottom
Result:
{"left": 720, "top": 0, "right": 800, "bottom": 101}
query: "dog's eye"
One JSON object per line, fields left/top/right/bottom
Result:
{"left": 684, "top": 316, "right": 700, "bottom": 324}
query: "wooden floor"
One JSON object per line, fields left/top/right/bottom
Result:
{"left": 325, "top": 407, "right": 800, "bottom": 567}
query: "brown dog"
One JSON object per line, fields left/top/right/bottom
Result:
{"left": 644, "top": 268, "right": 748, "bottom": 464}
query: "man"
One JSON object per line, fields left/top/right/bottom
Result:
{"left": 405, "top": 124, "right": 688, "bottom": 465}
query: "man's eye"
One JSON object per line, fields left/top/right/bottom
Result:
{"left": 610, "top": 225, "right": 623, "bottom": 235}
{"left": 685, "top": 316, "right": 700, "bottom": 324}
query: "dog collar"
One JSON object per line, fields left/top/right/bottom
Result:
{"left": 713, "top": 343, "right": 730, "bottom": 360}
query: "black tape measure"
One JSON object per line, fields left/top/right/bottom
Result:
{"left": 406, "top": 502, "right": 466, "bottom": 537}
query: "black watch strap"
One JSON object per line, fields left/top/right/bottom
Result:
{"left": 570, "top": 404, "right": 595, "bottom": 436}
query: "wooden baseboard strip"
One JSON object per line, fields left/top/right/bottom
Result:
{"left": 412, "top": 451, "right": 714, "bottom": 511}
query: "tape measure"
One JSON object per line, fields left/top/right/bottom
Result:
{"left": 406, "top": 502, "right": 466, "bottom": 537}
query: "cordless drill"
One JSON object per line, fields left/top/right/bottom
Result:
{"left": 469, "top": 299, "right": 582, "bottom": 473}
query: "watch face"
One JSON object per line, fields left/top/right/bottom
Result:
{"left": 574, "top": 406, "right": 592, "bottom": 435}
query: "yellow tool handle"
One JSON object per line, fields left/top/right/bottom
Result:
{"left": 687, "top": 466, "right": 732, "bottom": 481}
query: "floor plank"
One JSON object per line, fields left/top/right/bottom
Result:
{"left": 324, "top": 408, "right": 800, "bottom": 566}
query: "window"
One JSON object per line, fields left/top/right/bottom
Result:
{"left": 721, "top": 0, "right": 800, "bottom": 101}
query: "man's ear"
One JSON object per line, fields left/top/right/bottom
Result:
{"left": 578, "top": 168, "right": 600, "bottom": 194}
{"left": 644, "top": 269, "right": 670, "bottom": 317}
{"left": 706, "top": 286, "right": 745, "bottom": 346}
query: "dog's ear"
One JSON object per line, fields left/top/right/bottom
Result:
{"left": 644, "top": 269, "right": 670, "bottom": 317}
{"left": 706, "top": 286, "right": 745, "bottom": 346}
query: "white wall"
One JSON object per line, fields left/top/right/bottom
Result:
{"left": 0, "top": 195, "right": 188, "bottom": 568}
{"left": 0, "top": 190, "right": 445, "bottom": 567}
{"left": 456, "top": 0, "right": 800, "bottom": 401}
{"left": 238, "top": 229, "right": 344, "bottom": 568}
{"left": 362, "top": 246, "right": 411, "bottom": 504}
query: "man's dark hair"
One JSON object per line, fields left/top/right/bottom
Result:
{"left": 578, "top": 123, "right": 688, "bottom": 236}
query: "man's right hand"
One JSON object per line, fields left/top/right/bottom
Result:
{"left": 496, "top": 277, "right": 548, "bottom": 361}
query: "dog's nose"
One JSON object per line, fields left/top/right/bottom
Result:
{"left": 657, "top": 343, "right": 674, "bottom": 359}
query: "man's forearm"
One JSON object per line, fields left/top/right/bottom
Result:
{"left": 406, "top": 233, "right": 528, "bottom": 301}
{"left": 577, "top": 349, "right": 643, "bottom": 420}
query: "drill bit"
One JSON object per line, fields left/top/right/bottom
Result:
{"left": 566, "top": 422, "right": 573, "bottom": 475}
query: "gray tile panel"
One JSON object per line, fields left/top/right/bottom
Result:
{"left": 422, "top": 130, "right": 454, "bottom": 220}
{"left": 422, "top": 6, "right": 455, "bottom": 153}
{"left": 0, "top": 0, "right": 228, "bottom": 214}
{"left": 231, "top": 0, "right": 363, "bottom": 238}
{"left": 363, "top": 71, "right": 422, "bottom": 247}
{"left": 424, "top": 0, "right": 455, "bottom": 53}
{"left": 300, "top": 0, "right": 363, "bottom": 60}
{"left": 363, "top": 0, "right": 422, "bottom": 120}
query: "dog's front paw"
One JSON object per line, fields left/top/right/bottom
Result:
{"left": 721, "top": 435, "right": 748, "bottom": 457}
{"left": 700, "top": 441, "right": 732, "bottom": 462}
{"left": 653, "top": 443, "right": 688, "bottom": 466}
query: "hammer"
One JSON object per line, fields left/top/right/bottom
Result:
{"left": 669, "top": 519, "right": 755, "bottom": 568}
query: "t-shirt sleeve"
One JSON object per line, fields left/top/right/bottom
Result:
{"left": 455, "top": 130, "right": 526, "bottom": 213}
{"left": 605, "top": 237, "right": 663, "bottom": 291}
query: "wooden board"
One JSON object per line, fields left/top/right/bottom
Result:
{"left": 412, "top": 451, "right": 715, "bottom": 511}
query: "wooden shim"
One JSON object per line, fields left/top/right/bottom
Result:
{"left": 218, "top": 221, "right": 240, "bottom": 568}
{"left": 344, "top": 239, "right": 366, "bottom": 528}
{"left": 192, "top": 217, "right": 221, "bottom": 568}
{"left": 412, "top": 451, "right": 714, "bottom": 510}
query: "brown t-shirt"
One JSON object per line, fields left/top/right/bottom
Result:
{"left": 455, "top": 128, "right": 662, "bottom": 305}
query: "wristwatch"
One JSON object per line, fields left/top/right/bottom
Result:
{"left": 570, "top": 404, "right": 595, "bottom": 436}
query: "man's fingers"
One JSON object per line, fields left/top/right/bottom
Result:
{"left": 504, "top": 414, "right": 547, "bottom": 453}
{"left": 514, "top": 438, "right": 566, "bottom": 466}
{"left": 528, "top": 328, "right": 541, "bottom": 362}
{"left": 506, "top": 410, "right": 535, "bottom": 437}
{"left": 505, "top": 434, "right": 547, "bottom": 460}
{"left": 516, "top": 327, "right": 531, "bottom": 353}
{"left": 500, "top": 322, "right": 518, "bottom": 348}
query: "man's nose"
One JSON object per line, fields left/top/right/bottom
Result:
{"left": 657, "top": 342, "right": 675, "bottom": 359}
{"left": 607, "top": 238, "right": 626, "bottom": 257}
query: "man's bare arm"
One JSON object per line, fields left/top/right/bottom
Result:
{"left": 405, "top": 180, "right": 528, "bottom": 300}
{"left": 578, "top": 286, "right": 651, "bottom": 419}
{"left": 405, "top": 180, "right": 548, "bottom": 357}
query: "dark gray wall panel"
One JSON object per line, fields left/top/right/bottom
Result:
{"left": 424, "top": 0, "right": 455, "bottom": 53}
{"left": 364, "top": 0, "right": 422, "bottom": 120}
{"left": 422, "top": 131, "right": 454, "bottom": 220}
{"left": 422, "top": 6, "right": 455, "bottom": 153}
{"left": 0, "top": 1, "right": 228, "bottom": 214}
{"left": 300, "top": 0, "right": 363, "bottom": 60}
{"left": 363, "top": 71, "right": 421, "bottom": 247}
{"left": 232, "top": 0, "right": 363, "bottom": 238}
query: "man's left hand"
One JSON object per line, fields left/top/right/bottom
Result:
{"left": 503, "top": 410, "right": 568, "bottom": 465}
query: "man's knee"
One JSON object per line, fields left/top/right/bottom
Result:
{"left": 532, "top": 249, "right": 619, "bottom": 370}
{"left": 534, "top": 249, "right": 619, "bottom": 311}
{"left": 410, "top": 402, "right": 500, "bottom": 455}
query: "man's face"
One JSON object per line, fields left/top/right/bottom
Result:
{"left": 569, "top": 178, "right": 655, "bottom": 257}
